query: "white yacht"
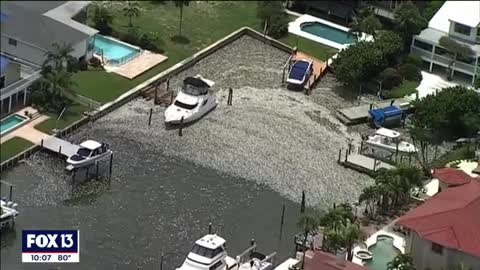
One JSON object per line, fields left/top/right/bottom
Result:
{"left": 365, "top": 128, "right": 417, "bottom": 154}
{"left": 66, "top": 140, "right": 112, "bottom": 169}
{"left": 177, "top": 234, "right": 275, "bottom": 270}
{"left": 165, "top": 76, "right": 217, "bottom": 125}
{"left": 1, "top": 199, "right": 19, "bottom": 230}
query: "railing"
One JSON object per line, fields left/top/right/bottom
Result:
{"left": 0, "top": 70, "right": 42, "bottom": 97}
{"left": 412, "top": 46, "right": 477, "bottom": 74}
{"left": 411, "top": 46, "right": 433, "bottom": 60}
{"left": 105, "top": 50, "right": 142, "bottom": 67}
{"left": 74, "top": 93, "right": 102, "bottom": 109}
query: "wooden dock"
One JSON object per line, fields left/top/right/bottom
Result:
{"left": 336, "top": 98, "right": 412, "bottom": 125}
{"left": 340, "top": 153, "right": 395, "bottom": 173}
{"left": 41, "top": 137, "right": 79, "bottom": 158}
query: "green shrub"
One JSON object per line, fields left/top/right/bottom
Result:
{"left": 267, "top": 13, "right": 289, "bottom": 38}
{"left": 89, "top": 57, "right": 102, "bottom": 68}
{"left": 380, "top": 67, "right": 403, "bottom": 90}
{"left": 398, "top": 63, "right": 422, "bottom": 81}
{"left": 474, "top": 76, "right": 480, "bottom": 89}
{"left": 404, "top": 53, "right": 423, "bottom": 67}
{"left": 78, "top": 58, "right": 88, "bottom": 71}
{"left": 139, "top": 32, "right": 165, "bottom": 53}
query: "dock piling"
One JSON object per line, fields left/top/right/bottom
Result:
{"left": 166, "top": 78, "right": 170, "bottom": 92}
{"left": 338, "top": 149, "right": 341, "bottom": 162}
{"left": 9, "top": 185, "right": 13, "bottom": 201}
{"left": 40, "top": 139, "right": 44, "bottom": 148}
{"left": 170, "top": 91, "right": 174, "bottom": 105}
{"left": 279, "top": 204, "right": 285, "bottom": 241}
{"left": 109, "top": 153, "right": 113, "bottom": 182}
{"left": 154, "top": 86, "right": 158, "bottom": 105}
{"left": 95, "top": 161, "right": 99, "bottom": 181}
{"left": 344, "top": 148, "right": 348, "bottom": 162}
{"left": 58, "top": 146, "right": 62, "bottom": 157}
{"left": 148, "top": 108, "right": 153, "bottom": 126}
{"left": 227, "top": 88, "right": 233, "bottom": 106}
{"left": 208, "top": 222, "right": 212, "bottom": 234}
{"left": 179, "top": 117, "right": 184, "bottom": 137}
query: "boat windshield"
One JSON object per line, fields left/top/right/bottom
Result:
{"left": 175, "top": 100, "right": 197, "bottom": 110}
{"left": 182, "top": 84, "right": 208, "bottom": 96}
{"left": 190, "top": 244, "right": 223, "bottom": 258}
{"left": 77, "top": 148, "right": 92, "bottom": 157}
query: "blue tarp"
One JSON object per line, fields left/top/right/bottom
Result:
{"left": 0, "top": 54, "right": 9, "bottom": 74}
{"left": 369, "top": 105, "right": 402, "bottom": 123}
{"left": 289, "top": 61, "right": 309, "bottom": 81}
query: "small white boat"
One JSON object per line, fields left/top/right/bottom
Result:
{"left": 287, "top": 59, "right": 313, "bottom": 86}
{"left": 1, "top": 199, "right": 19, "bottom": 230}
{"left": 66, "top": 140, "right": 112, "bottom": 168}
{"left": 365, "top": 128, "right": 417, "bottom": 154}
{"left": 165, "top": 76, "right": 217, "bottom": 125}
{"left": 176, "top": 234, "right": 275, "bottom": 270}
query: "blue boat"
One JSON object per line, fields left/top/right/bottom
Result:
{"left": 287, "top": 59, "right": 313, "bottom": 86}
{"left": 368, "top": 103, "right": 403, "bottom": 128}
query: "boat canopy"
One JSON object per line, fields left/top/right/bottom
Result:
{"left": 375, "top": 128, "right": 400, "bottom": 138}
{"left": 79, "top": 140, "right": 102, "bottom": 150}
{"left": 289, "top": 60, "right": 310, "bottom": 81}
{"left": 368, "top": 105, "right": 402, "bottom": 122}
{"left": 183, "top": 77, "right": 210, "bottom": 95}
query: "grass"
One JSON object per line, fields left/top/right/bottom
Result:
{"left": 35, "top": 103, "right": 88, "bottom": 134}
{"left": 74, "top": 2, "right": 337, "bottom": 103}
{"left": 0, "top": 137, "right": 34, "bottom": 163}
{"left": 278, "top": 34, "right": 338, "bottom": 61}
{"left": 431, "top": 144, "right": 477, "bottom": 168}
{"left": 382, "top": 80, "right": 419, "bottom": 99}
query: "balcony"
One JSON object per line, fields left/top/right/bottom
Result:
{"left": 411, "top": 46, "right": 433, "bottom": 60}
{"left": 0, "top": 70, "right": 41, "bottom": 98}
{"left": 411, "top": 46, "right": 477, "bottom": 75}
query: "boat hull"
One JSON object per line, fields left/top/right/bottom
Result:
{"left": 165, "top": 99, "right": 217, "bottom": 125}
{"left": 66, "top": 151, "right": 113, "bottom": 169}
{"left": 365, "top": 140, "right": 417, "bottom": 154}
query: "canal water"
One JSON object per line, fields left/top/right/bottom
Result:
{"left": 1, "top": 35, "right": 371, "bottom": 269}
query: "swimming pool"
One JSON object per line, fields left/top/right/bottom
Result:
{"left": 300, "top": 22, "right": 357, "bottom": 45}
{"left": 94, "top": 35, "right": 140, "bottom": 65}
{"left": 365, "top": 236, "right": 400, "bottom": 270}
{"left": 0, "top": 114, "right": 27, "bottom": 135}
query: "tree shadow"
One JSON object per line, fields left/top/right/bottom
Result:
{"left": 170, "top": 35, "right": 190, "bottom": 44}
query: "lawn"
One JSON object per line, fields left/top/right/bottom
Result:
{"left": 35, "top": 103, "right": 88, "bottom": 134}
{"left": 382, "top": 80, "right": 419, "bottom": 99}
{"left": 0, "top": 137, "right": 34, "bottom": 163}
{"left": 278, "top": 34, "right": 338, "bottom": 61}
{"left": 74, "top": 2, "right": 336, "bottom": 103}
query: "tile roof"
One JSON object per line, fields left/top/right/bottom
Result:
{"left": 305, "top": 251, "right": 367, "bottom": 270}
{"left": 396, "top": 180, "right": 480, "bottom": 257}
{"left": 432, "top": 168, "right": 474, "bottom": 186}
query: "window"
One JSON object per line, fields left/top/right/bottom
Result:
{"left": 202, "top": 99, "right": 208, "bottom": 107}
{"left": 174, "top": 100, "right": 198, "bottom": 110}
{"left": 431, "top": 243, "right": 443, "bottom": 254}
{"left": 8, "top": 38, "right": 17, "bottom": 46}
{"left": 0, "top": 76, "right": 5, "bottom": 89}
{"left": 77, "top": 148, "right": 92, "bottom": 157}
{"left": 209, "top": 261, "right": 223, "bottom": 270}
{"left": 454, "top": 23, "right": 471, "bottom": 36}
{"left": 190, "top": 244, "right": 215, "bottom": 258}
{"left": 413, "top": 39, "right": 433, "bottom": 52}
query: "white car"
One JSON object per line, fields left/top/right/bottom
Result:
{"left": 66, "top": 140, "right": 112, "bottom": 168}
{"left": 165, "top": 76, "right": 217, "bottom": 124}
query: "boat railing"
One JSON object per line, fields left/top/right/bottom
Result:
{"left": 260, "top": 252, "right": 276, "bottom": 265}
{"left": 235, "top": 243, "right": 258, "bottom": 264}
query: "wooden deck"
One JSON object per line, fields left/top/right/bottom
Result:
{"left": 291, "top": 51, "right": 326, "bottom": 93}
{"left": 340, "top": 153, "right": 395, "bottom": 173}
{"left": 336, "top": 98, "right": 412, "bottom": 125}
{"left": 41, "top": 137, "right": 79, "bottom": 158}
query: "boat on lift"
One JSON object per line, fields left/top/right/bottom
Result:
{"left": 287, "top": 59, "right": 313, "bottom": 87}
{"left": 66, "top": 140, "right": 112, "bottom": 169}
{"left": 1, "top": 199, "right": 19, "bottom": 230}
{"left": 176, "top": 234, "right": 276, "bottom": 270}
{"left": 365, "top": 128, "right": 417, "bottom": 154}
{"left": 165, "top": 75, "right": 217, "bottom": 125}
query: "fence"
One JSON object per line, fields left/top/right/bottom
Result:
{"left": 74, "top": 93, "right": 102, "bottom": 109}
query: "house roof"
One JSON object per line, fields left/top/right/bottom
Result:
{"left": 432, "top": 168, "right": 474, "bottom": 186}
{"left": 0, "top": 1, "right": 93, "bottom": 52}
{"left": 429, "top": 1, "right": 480, "bottom": 32}
{"left": 305, "top": 251, "right": 367, "bottom": 270}
{"left": 396, "top": 180, "right": 480, "bottom": 257}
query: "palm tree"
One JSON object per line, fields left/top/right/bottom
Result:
{"left": 359, "top": 185, "right": 381, "bottom": 218}
{"left": 439, "top": 36, "right": 475, "bottom": 80}
{"left": 319, "top": 204, "right": 354, "bottom": 231}
{"left": 173, "top": 0, "right": 191, "bottom": 37}
{"left": 297, "top": 213, "right": 319, "bottom": 269}
{"left": 123, "top": 1, "right": 140, "bottom": 27}
{"left": 43, "top": 42, "right": 75, "bottom": 71}
{"left": 348, "top": 7, "right": 382, "bottom": 40}
{"left": 387, "top": 253, "right": 416, "bottom": 270}
{"left": 340, "top": 221, "right": 363, "bottom": 261}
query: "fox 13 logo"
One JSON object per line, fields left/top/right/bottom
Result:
{"left": 22, "top": 230, "right": 80, "bottom": 263}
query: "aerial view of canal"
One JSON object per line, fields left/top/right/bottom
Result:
{"left": 1, "top": 36, "right": 372, "bottom": 269}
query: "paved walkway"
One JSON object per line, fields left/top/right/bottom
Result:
{"left": 106, "top": 51, "right": 168, "bottom": 80}
{"left": 1, "top": 115, "right": 50, "bottom": 145}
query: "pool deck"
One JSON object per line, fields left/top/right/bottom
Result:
{"left": 105, "top": 50, "right": 168, "bottom": 79}
{"left": 352, "top": 220, "right": 406, "bottom": 266}
{"left": 0, "top": 107, "right": 50, "bottom": 145}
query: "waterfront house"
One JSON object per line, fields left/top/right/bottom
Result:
{"left": 396, "top": 180, "right": 480, "bottom": 270}
{"left": 410, "top": 1, "right": 480, "bottom": 85}
{"left": 304, "top": 250, "right": 367, "bottom": 270}
{"left": 0, "top": 1, "right": 97, "bottom": 116}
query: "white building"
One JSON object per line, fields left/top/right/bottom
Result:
{"left": 410, "top": 1, "right": 480, "bottom": 85}
{"left": 0, "top": 1, "right": 97, "bottom": 116}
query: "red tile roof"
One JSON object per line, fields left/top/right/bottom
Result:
{"left": 305, "top": 251, "right": 367, "bottom": 270}
{"left": 396, "top": 180, "right": 480, "bottom": 257}
{"left": 432, "top": 168, "right": 473, "bottom": 186}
